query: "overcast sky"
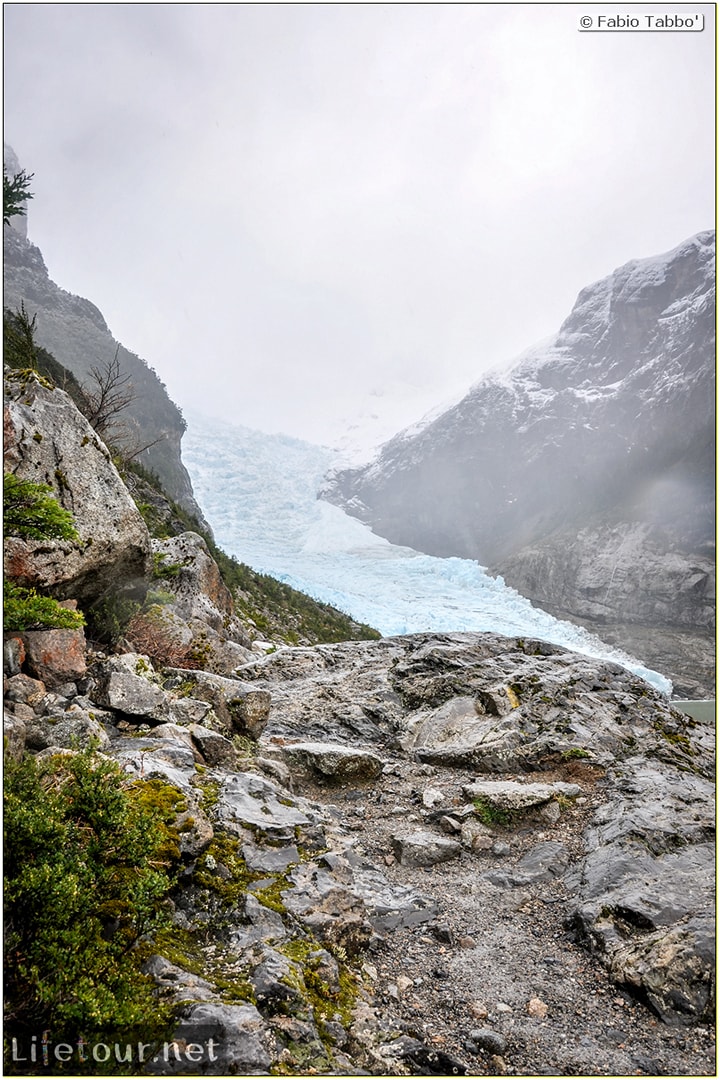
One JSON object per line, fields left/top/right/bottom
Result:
{"left": 3, "top": 3, "right": 715, "bottom": 452}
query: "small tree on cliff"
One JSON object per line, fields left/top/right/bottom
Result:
{"left": 3, "top": 166, "right": 34, "bottom": 226}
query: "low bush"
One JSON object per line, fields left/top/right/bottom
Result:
{"left": 4, "top": 473, "right": 79, "bottom": 542}
{"left": 125, "top": 606, "right": 195, "bottom": 669}
{"left": 3, "top": 580, "right": 85, "bottom": 632}
{"left": 4, "top": 749, "right": 180, "bottom": 1055}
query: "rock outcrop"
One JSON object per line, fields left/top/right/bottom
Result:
{"left": 4, "top": 370, "right": 151, "bottom": 603}
{"left": 145, "top": 532, "right": 256, "bottom": 675}
{"left": 323, "top": 232, "right": 715, "bottom": 696}
{"left": 4, "top": 630, "right": 715, "bottom": 1074}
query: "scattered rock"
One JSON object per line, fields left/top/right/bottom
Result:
{"left": 163, "top": 1001, "right": 271, "bottom": 1074}
{"left": 274, "top": 740, "right": 384, "bottom": 784}
{"left": 3, "top": 713, "right": 27, "bottom": 760}
{"left": 24, "top": 709, "right": 111, "bottom": 752}
{"left": 4, "top": 672, "right": 47, "bottom": 709}
{"left": 93, "top": 654, "right": 170, "bottom": 720}
{"left": 164, "top": 668, "right": 270, "bottom": 739}
{"left": 527, "top": 996, "right": 549, "bottom": 1018}
{"left": 214, "top": 772, "right": 318, "bottom": 840}
{"left": 470, "top": 1028, "right": 507, "bottom": 1055}
{"left": 3, "top": 636, "right": 25, "bottom": 677}
{"left": 488, "top": 842, "right": 570, "bottom": 887}
{"left": 391, "top": 830, "right": 462, "bottom": 868}
{"left": 463, "top": 779, "right": 580, "bottom": 810}
{"left": 19, "top": 627, "right": 87, "bottom": 688}
{"left": 189, "top": 723, "right": 238, "bottom": 769}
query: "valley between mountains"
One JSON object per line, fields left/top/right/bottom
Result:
{"left": 3, "top": 150, "right": 715, "bottom": 1075}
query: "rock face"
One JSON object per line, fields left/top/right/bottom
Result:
{"left": 4, "top": 621, "right": 715, "bottom": 1073}
{"left": 235, "top": 632, "right": 714, "bottom": 1028}
{"left": 3, "top": 144, "right": 206, "bottom": 526}
{"left": 4, "top": 371, "right": 151, "bottom": 603}
{"left": 323, "top": 232, "right": 715, "bottom": 696}
{"left": 145, "top": 532, "right": 255, "bottom": 675}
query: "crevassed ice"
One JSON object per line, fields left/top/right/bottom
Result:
{"left": 182, "top": 412, "right": 672, "bottom": 695}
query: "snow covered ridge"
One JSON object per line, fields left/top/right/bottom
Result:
{"left": 356, "top": 228, "right": 715, "bottom": 468}
{"left": 320, "top": 230, "right": 715, "bottom": 696}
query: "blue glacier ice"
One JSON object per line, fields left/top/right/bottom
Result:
{"left": 182, "top": 412, "right": 672, "bottom": 695}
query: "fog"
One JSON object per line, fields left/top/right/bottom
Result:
{"left": 3, "top": 3, "right": 715, "bottom": 450}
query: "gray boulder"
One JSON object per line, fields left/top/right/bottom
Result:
{"left": 273, "top": 740, "right": 385, "bottom": 784}
{"left": 214, "top": 772, "right": 322, "bottom": 841}
{"left": 4, "top": 373, "right": 150, "bottom": 603}
{"left": 23, "top": 708, "right": 111, "bottom": 752}
{"left": 188, "top": 724, "right": 238, "bottom": 769}
{"left": 164, "top": 669, "right": 270, "bottom": 739}
{"left": 463, "top": 779, "right": 581, "bottom": 810}
{"left": 391, "top": 829, "right": 462, "bottom": 868}
{"left": 92, "top": 654, "right": 170, "bottom": 721}
{"left": 487, "top": 841, "right": 570, "bottom": 887}
{"left": 162, "top": 1002, "right": 271, "bottom": 1074}
{"left": 3, "top": 713, "right": 27, "bottom": 760}
{"left": 145, "top": 533, "right": 255, "bottom": 677}
{"left": 18, "top": 626, "right": 87, "bottom": 687}
{"left": 569, "top": 759, "right": 715, "bottom": 1023}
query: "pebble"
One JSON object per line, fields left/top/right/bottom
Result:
{"left": 469, "top": 1002, "right": 488, "bottom": 1020}
{"left": 527, "top": 996, "right": 549, "bottom": 1018}
{"left": 496, "top": 1002, "right": 512, "bottom": 1013}
{"left": 470, "top": 1028, "right": 507, "bottom": 1056}
{"left": 397, "top": 975, "right": 413, "bottom": 995}
{"left": 458, "top": 935, "right": 476, "bottom": 949}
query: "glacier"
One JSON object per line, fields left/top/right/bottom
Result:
{"left": 182, "top": 411, "right": 672, "bottom": 694}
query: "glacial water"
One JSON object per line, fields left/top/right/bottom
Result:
{"left": 182, "top": 412, "right": 672, "bottom": 694}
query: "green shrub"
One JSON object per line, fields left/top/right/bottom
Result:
{"left": 472, "top": 797, "right": 514, "bottom": 828}
{"left": 4, "top": 749, "right": 179, "bottom": 1052}
{"left": 151, "top": 552, "right": 184, "bottom": 580}
{"left": 84, "top": 593, "right": 140, "bottom": 648}
{"left": 3, "top": 580, "right": 85, "bottom": 632}
{"left": 4, "top": 473, "right": 79, "bottom": 542}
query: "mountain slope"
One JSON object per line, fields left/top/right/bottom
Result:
{"left": 3, "top": 147, "right": 204, "bottom": 525}
{"left": 323, "top": 232, "right": 715, "bottom": 695}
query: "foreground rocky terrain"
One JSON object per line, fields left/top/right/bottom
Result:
{"left": 4, "top": 624, "right": 715, "bottom": 1075}
{"left": 324, "top": 232, "right": 715, "bottom": 698}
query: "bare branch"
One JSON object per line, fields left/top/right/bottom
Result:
{"left": 82, "top": 347, "right": 135, "bottom": 438}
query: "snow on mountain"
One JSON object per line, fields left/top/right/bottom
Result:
{"left": 182, "top": 410, "right": 671, "bottom": 694}
{"left": 320, "top": 231, "right": 715, "bottom": 696}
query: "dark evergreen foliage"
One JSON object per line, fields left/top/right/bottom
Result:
{"left": 3, "top": 167, "right": 34, "bottom": 226}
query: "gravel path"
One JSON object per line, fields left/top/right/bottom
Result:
{"left": 310, "top": 758, "right": 716, "bottom": 1076}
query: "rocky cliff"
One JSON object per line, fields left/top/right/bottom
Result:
{"left": 3, "top": 363, "right": 715, "bottom": 1076}
{"left": 3, "top": 146, "right": 205, "bottom": 526}
{"left": 323, "top": 232, "right": 715, "bottom": 697}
